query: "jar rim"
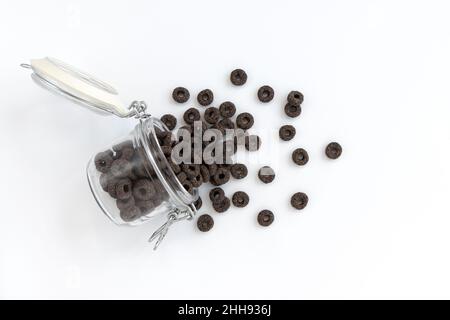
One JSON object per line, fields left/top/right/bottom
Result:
{"left": 136, "top": 117, "right": 198, "bottom": 211}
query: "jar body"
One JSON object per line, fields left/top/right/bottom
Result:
{"left": 87, "top": 117, "right": 197, "bottom": 226}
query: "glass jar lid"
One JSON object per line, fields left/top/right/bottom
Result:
{"left": 21, "top": 57, "right": 135, "bottom": 117}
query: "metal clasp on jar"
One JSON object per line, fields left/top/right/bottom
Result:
{"left": 149, "top": 205, "right": 195, "bottom": 250}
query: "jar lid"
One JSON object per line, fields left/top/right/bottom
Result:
{"left": 21, "top": 57, "right": 134, "bottom": 117}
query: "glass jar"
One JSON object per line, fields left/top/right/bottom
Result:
{"left": 87, "top": 117, "right": 197, "bottom": 226}
{"left": 21, "top": 57, "right": 198, "bottom": 249}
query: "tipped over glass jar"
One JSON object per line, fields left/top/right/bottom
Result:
{"left": 87, "top": 117, "right": 197, "bottom": 226}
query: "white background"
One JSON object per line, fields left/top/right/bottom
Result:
{"left": 1, "top": 0, "right": 450, "bottom": 299}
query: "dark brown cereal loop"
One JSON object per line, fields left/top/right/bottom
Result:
{"left": 211, "top": 122, "right": 225, "bottom": 135}
{"left": 162, "top": 132, "right": 174, "bottom": 147}
{"left": 107, "top": 180, "right": 119, "bottom": 198}
{"left": 232, "top": 191, "right": 249, "bottom": 208}
{"left": 219, "top": 101, "right": 236, "bottom": 118}
{"left": 132, "top": 179, "right": 156, "bottom": 201}
{"left": 152, "top": 199, "right": 163, "bottom": 210}
{"left": 155, "top": 130, "right": 171, "bottom": 147}
{"left": 119, "top": 147, "right": 135, "bottom": 161}
{"left": 200, "top": 165, "right": 211, "bottom": 183}
{"left": 112, "top": 141, "right": 135, "bottom": 160}
{"left": 160, "top": 114, "right": 177, "bottom": 131}
{"left": 182, "top": 180, "right": 194, "bottom": 194}
{"left": 120, "top": 206, "right": 141, "bottom": 222}
{"left": 287, "top": 90, "right": 304, "bottom": 105}
{"left": 197, "top": 89, "right": 214, "bottom": 106}
{"left": 160, "top": 145, "right": 172, "bottom": 157}
{"left": 189, "top": 173, "right": 203, "bottom": 188}
{"left": 112, "top": 140, "right": 133, "bottom": 153}
{"left": 207, "top": 164, "right": 218, "bottom": 177}
{"left": 230, "top": 69, "right": 247, "bottom": 86}
{"left": 279, "top": 125, "right": 296, "bottom": 141}
{"left": 197, "top": 214, "right": 214, "bottom": 232}
{"left": 258, "top": 166, "right": 275, "bottom": 184}
{"left": 257, "top": 210, "right": 274, "bottom": 227}
{"left": 172, "top": 87, "right": 190, "bottom": 103}
{"left": 183, "top": 108, "right": 201, "bottom": 125}
{"left": 204, "top": 107, "right": 220, "bottom": 124}
{"left": 292, "top": 148, "right": 309, "bottom": 166}
{"left": 284, "top": 102, "right": 302, "bottom": 118}
{"left": 136, "top": 199, "right": 155, "bottom": 213}
{"left": 116, "top": 196, "right": 135, "bottom": 211}
{"left": 291, "top": 192, "right": 309, "bottom": 210}
{"left": 325, "top": 142, "right": 342, "bottom": 159}
{"left": 194, "top": 196, "right": 203, "bottom": 210}
{"left": 110, "top": 158, "right": 133, "bottom": 178}
{"left": 257, "top": 85, "right": 274, "bottom": 103}
{"left": 181, "top": 164, "right": 200, "bottom": 178}
{"left": 155, "top": 127, "right": 166, "bottom": 139}
{"left": 210, "top": 178, "right": 221, "bottom": 187}
{"left": 212, "top": 197, "right": 231, "bottom": 213}
{"left": 245, "top": 135, "right": 261, "bottom": 151}
{"left": 236, "top": 112, "right": 254, "bottom": 130}
{"left": 211, "top": 167, "right": 231, "bottom": 186}
{"left": 230, "top": 163, "right": 248, "bottom": 179}
{"left": 209, "top": 187, "right": 225, "bottom": 202}
{"left": 94, "top": 150, "right": 113, "bottom": 173}
{"left": 132, "top": 161, "right": 148, "bottom": 179}
{"left": 115, "top": 178, "right": 133, "bottom": 200}
{"left": 218, "top": 118, "right": 235, "bottom": 131}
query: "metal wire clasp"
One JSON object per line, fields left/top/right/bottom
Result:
{"left": 149, "top": 206, "right": 195, "bottom": 250}
{"left": 129, "top": 100, "right": 151, "bottom": 120}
